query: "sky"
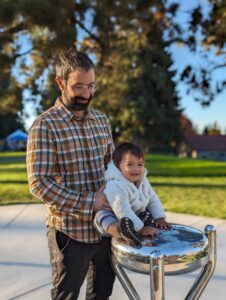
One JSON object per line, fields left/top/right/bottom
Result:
{"left": 23, "top": 0, "right": 225, "bottom": 134}
{"left": 170, "top": 43, "right": 226, "bottom": 133}
{"left": 168, "top": 0, "right": 226, "bottom": 134}
{"left": 179, "top": 83, "right": 226, "bottom": 134}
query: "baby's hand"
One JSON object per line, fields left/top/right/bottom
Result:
{"left": 139, "top": 226, "right": 157, "bottom": 237}
{"left": 155, "top": 218, "right": 171, "bottom": 230}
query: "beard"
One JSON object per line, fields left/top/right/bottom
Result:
{"left": 62, "top": 91, "right": 93, "bottom": 112}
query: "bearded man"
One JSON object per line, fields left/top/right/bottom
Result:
{"left": 27, "top": 47, "right": 115, "bottom": 300}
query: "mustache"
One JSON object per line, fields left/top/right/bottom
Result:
{"left": 67, "top": 95, "right": 93, "bottom": 111}
{"left": 72, "top": 96, "right": 92, "bottom": 101}
{"left": 61, "top": 91, "right": 93, "bottom": 112}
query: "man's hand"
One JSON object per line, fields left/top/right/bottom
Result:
{"left": 139, "top": 226, "right": 157, "bottom": 237}
{"left": 93, "top": 185, "right": 112, "bottom": 212}
{"left": 155, "top": 218, "right": 171, "bottom": 230}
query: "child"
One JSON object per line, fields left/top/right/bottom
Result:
{"left": 94, "top": 142, "right": 171, "bottom": 248}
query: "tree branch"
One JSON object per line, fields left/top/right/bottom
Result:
{"left": 164, "top": 38, "right": 187, "bottom": 47}
{"left": 73, "top": 18, "right": 105, "bottom": 50}
{"left": 210, "top": 63, "right": 226, "bottom": 72}
{"left": 0, "top": 21, "right": 27, "bottom": 36}
{"left": 14, "top": 47, "right": 35, "bottom": 59}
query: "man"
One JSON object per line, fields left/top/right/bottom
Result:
{"left": 27, "top": 47, "right": 115, "bottom": 300}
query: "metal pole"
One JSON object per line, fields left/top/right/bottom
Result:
{"left": 111, "top": 254, "right": 141, "bottom": 300}
{"left": 185, "top": 225, "right": 216, "bottom": 300}
{"left": 150, "top": 250, "right": 165, "bottom": 300}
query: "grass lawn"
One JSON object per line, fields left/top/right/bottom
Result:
{"left": 0, "top": 152, "right": 37, "bottom": 205}
{"left": 0, "top": 152, "right": 226, "bottom": 219}
{"left": 146, "top": 155, "right": 226, "bottom": 219}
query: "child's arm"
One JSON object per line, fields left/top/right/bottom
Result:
{"left": 145, "top": 178, "right": 171, "bottom": 228}
{"left": 146, "top": 179, "right": 166, "bottom": 220}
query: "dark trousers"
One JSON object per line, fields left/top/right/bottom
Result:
{"left": 47, "top": 227, "right": 115, "bottom": 300}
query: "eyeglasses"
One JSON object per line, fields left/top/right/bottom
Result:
{"left": 73, "top": 83, "right": 97, "bottom": 92}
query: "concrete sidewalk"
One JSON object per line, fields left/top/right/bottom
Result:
{"left": 0, "top": 204, "right": 225, "bottom": 300}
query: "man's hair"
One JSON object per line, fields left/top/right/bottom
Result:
{"left": 113, "top": 142, "right": 144, "bottom": 168}
{"left": 55, "top": 47, "right": 94, "bottom": 81}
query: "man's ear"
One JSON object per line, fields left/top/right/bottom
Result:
{"left": 55, "top": 76, "right": 65, "bottom": 91}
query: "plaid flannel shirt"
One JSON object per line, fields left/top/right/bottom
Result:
{"left": 27, "top": 98, "right": 114, "bottom": 243}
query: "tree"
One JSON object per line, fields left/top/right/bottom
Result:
{"left": 0, "top": 0, "right": 79, "bottom": 133}
{"left": 203, "top": 122, "right": 222, "bottom": 135}
{"left": 179, "top": 114, "right": 197, "bottom": 136}
{"left": 0, "top": 0, "right": 225, "bottom": 145}
{"left": 0, "top": 112, "right": 25, "bottom": 139}
{"left": 83, "top": 1, "right": 182, "bottom": 148}
{"left": 177, "top": 0, "right": 226, "bottom": 106}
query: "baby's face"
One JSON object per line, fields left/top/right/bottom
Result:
{"left": 119, "top": 152, "right": 144, "bottom": 183}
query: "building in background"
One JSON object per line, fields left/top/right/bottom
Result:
{"left": 180, "top": 135, "right": 226, "bottom": 161}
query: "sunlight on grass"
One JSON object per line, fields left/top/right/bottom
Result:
{"left": 154, "top": 185, "right": 226, "bottom": 219}
{"left": 145, "top": 154, "right": 226, "bottom": 177}
{"left": 0, "top": 152, "right": 34, "bottom": 205}
{"left": 0, "top": 183, "right": 38, "bottom": 204}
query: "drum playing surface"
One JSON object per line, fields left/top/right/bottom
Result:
{"left": 112, "top": 224, "right": 209, "bottom": 275}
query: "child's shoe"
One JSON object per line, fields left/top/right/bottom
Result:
{"left": 119, "top": 217, "right": 142, "bottom": 249}
{"left": 138, "top": 210, "right": 153, "bottom": 226}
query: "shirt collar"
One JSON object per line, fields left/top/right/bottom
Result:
{"left": 54, "top": 97, "right": 96, "bottom": 122}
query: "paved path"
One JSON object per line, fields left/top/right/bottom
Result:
{"left": 0, "top": 204, "right": 225, "bottom": 300}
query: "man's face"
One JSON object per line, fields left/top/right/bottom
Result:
{"left": 58, "top": 68, "right": 95, "bottom": 112}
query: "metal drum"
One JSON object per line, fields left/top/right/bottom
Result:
{"left": 112, "top": 224, "right": 209, "bottom": 275}
{"left": 111, "top": 224, "right": 216, "bottom": 300}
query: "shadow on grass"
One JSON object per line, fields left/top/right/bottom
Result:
{"left": 0, "top": 180, "right": 28, "bottom": 184}
{"left": 0, "top": 200, "right": 38, "bottom": 205}
{"left": 0, "top": 168, "right": 27, "bottom": 174}
{"left": 0, "top": 156, "right": 26, "bottom": 164}
{"left": 150, "top": 173, "right": 226, "bottom": 177}
{"left": 145, "top": 157, "right": 226, "bottom": 164}
{"left": 152, "top": 182, "right": 226, "bottom": 189}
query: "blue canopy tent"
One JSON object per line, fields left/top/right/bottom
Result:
{"left": 5, "top": 129, "right": 28, "bottom": 151}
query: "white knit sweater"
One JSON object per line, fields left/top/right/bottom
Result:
{"left": 104, "top": 162, "right": 166, "bottom": 231}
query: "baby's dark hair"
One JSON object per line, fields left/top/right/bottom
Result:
{"left": 113, "top": 142, "right": 144, "bottom": 168}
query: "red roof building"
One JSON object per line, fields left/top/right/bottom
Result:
{"left": 180, "top": 135, "right": 226, "bottom": 161}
